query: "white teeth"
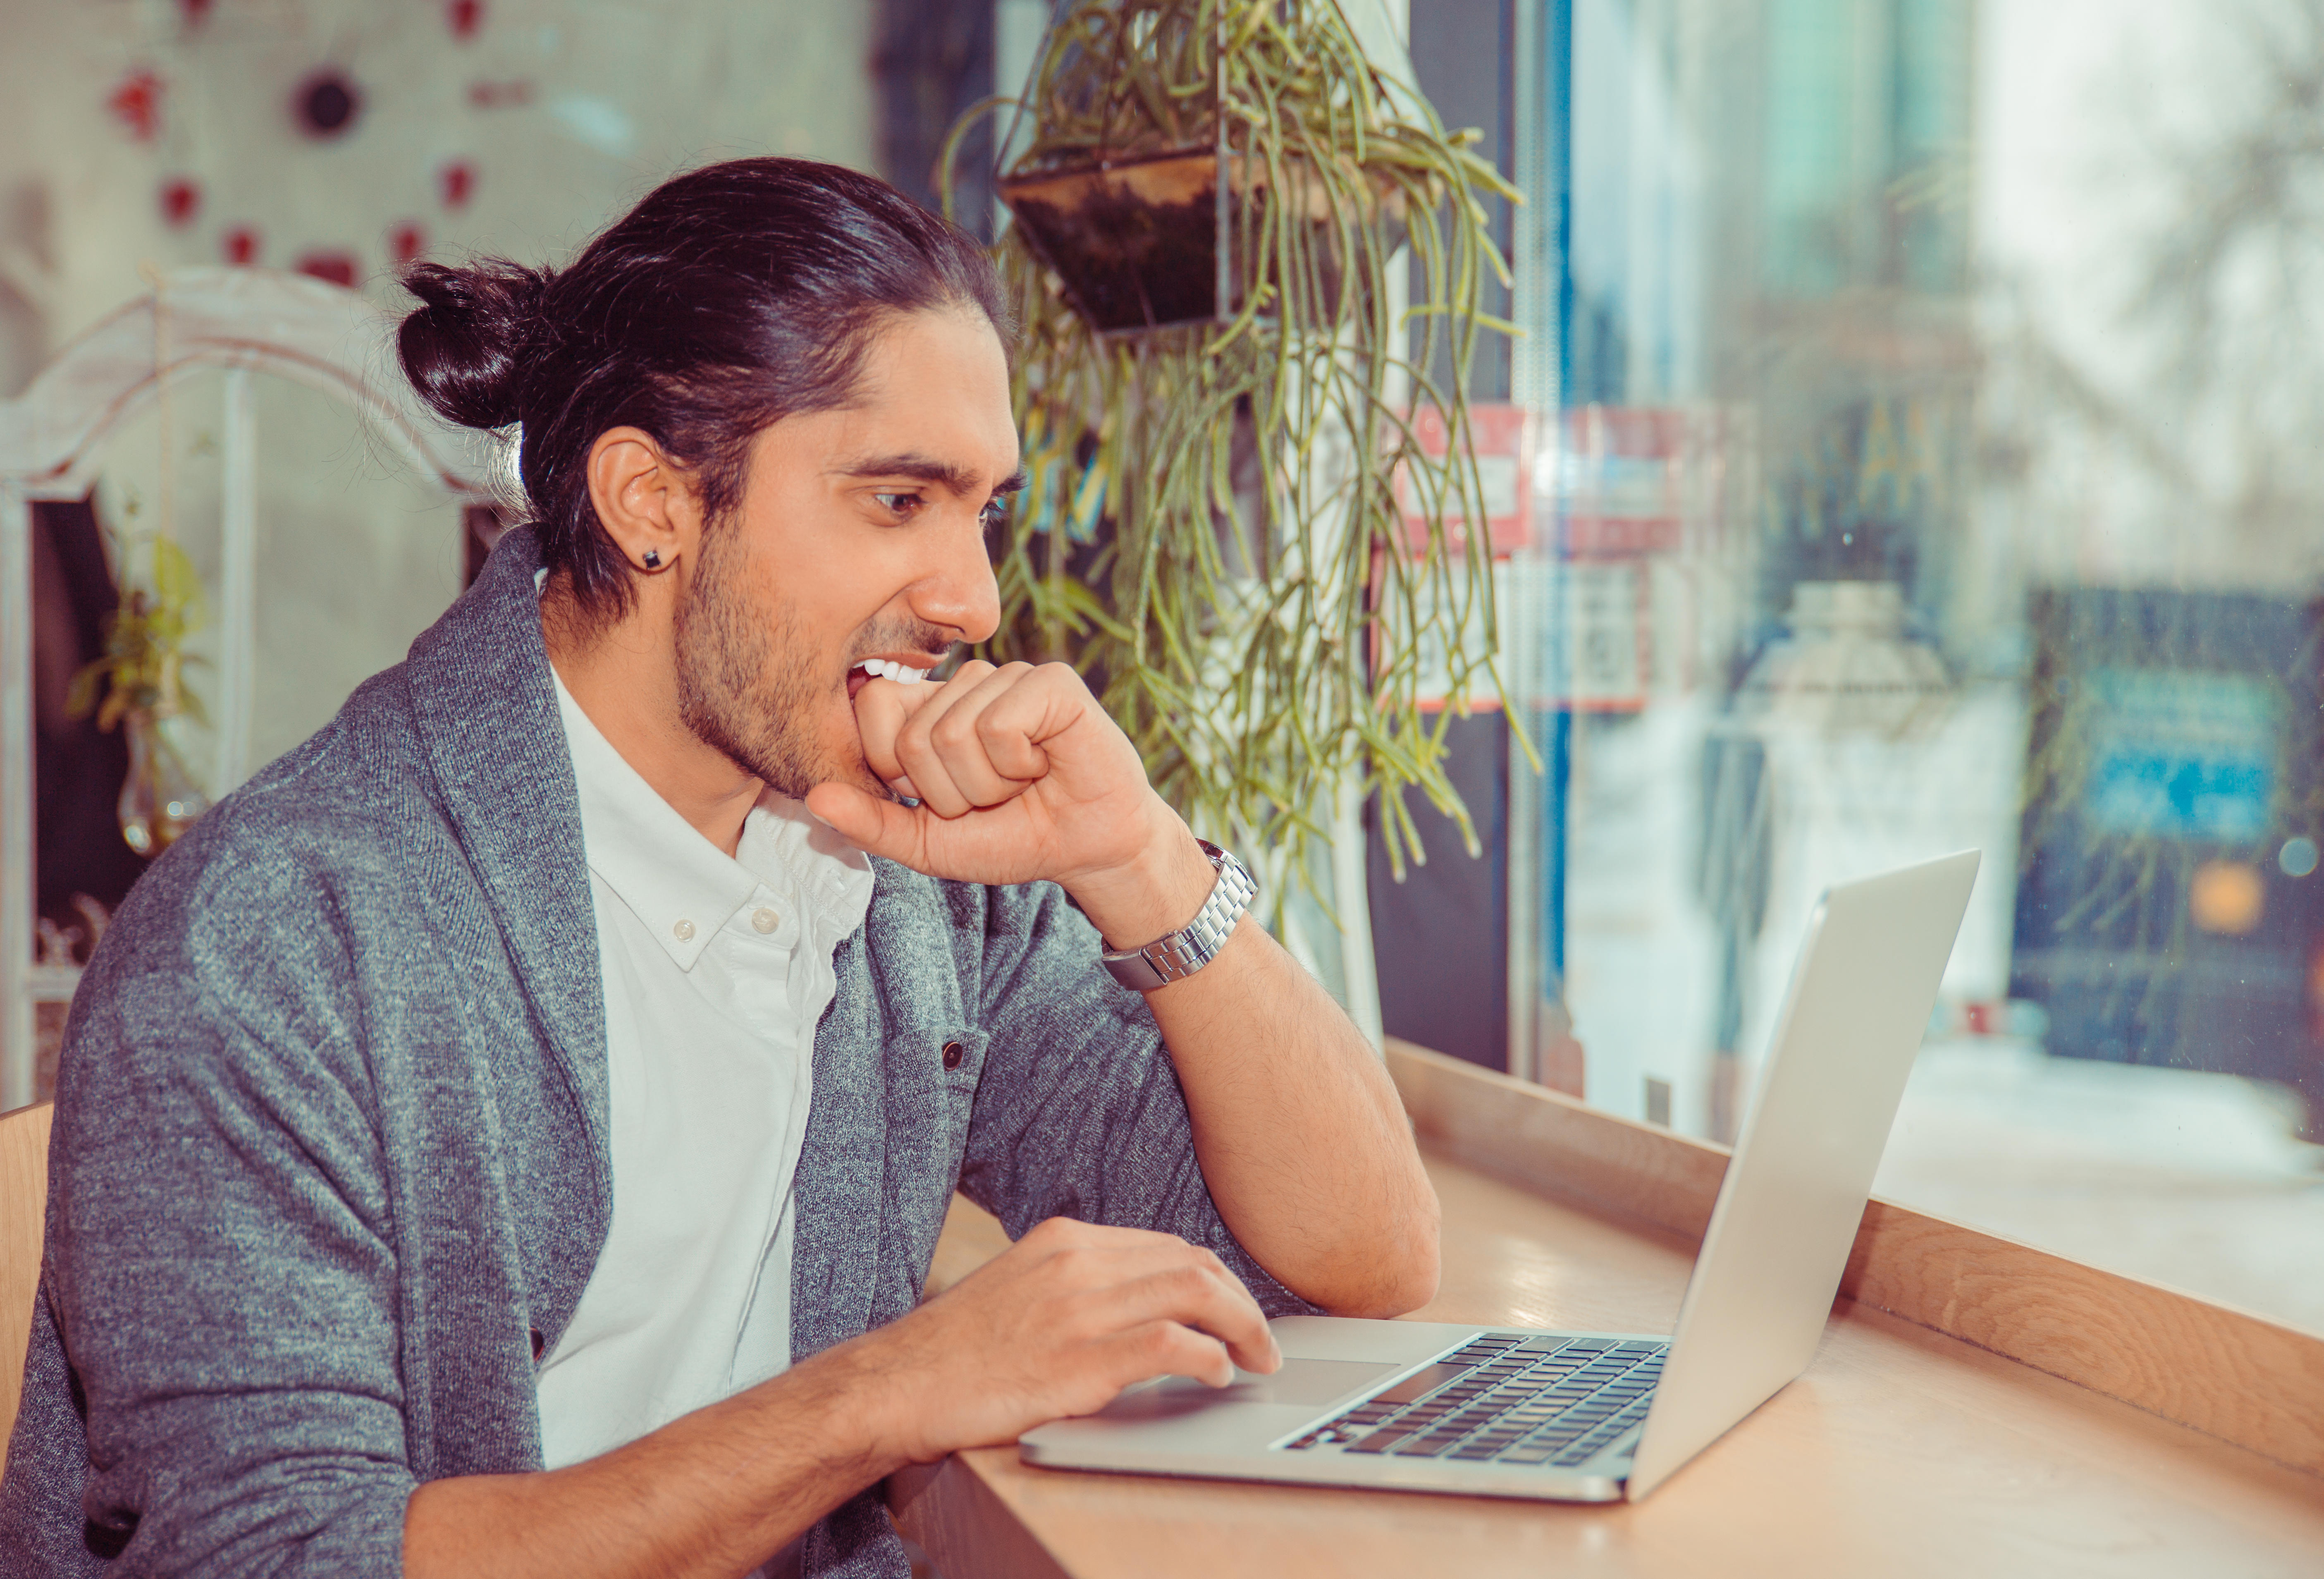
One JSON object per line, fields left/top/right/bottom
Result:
{"left": 852, "top": 658, "right": 930, "bottom": 685}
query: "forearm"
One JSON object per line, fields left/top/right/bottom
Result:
{"left": 403, "top": 1339, "right": 908, "bottom": 1579}
{"left": 1142, "top": 915, "right": 1440, "bottom": 1316}
{"left": 1069, "top": 816, "right": 1438, "bottom": 1316}
{"left": 408, "top": 1215, "right": 1285, "bottom": 1579}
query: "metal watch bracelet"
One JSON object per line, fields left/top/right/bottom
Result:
{"left": 1099, "top": 840, "right": 1257, "bottom": 992}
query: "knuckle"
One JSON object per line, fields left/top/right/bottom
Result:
{"left": 1164, "top": 1263, "right": 1211, "bottom": 1297}
{"left": 1136, "top": 1323, "right": 1181, "bottom": 1362}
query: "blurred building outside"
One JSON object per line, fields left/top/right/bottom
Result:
{"left": 1474, "top": 0, "right": 2324, "bottom": 1335}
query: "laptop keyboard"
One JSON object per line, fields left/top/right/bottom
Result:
{"left": 1282, "top": 1333, "right": 1668, "bottom": 1468}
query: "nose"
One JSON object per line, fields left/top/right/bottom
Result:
{"left": 907, "top": 512, "right": 1002, "bottom": 646}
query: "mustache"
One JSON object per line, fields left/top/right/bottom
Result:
{"left": 844, "top": 621, "right": 958, "bottom": 667}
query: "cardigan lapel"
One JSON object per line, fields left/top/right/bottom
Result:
{"left": 790, "top": 914, "right": 888, "bottom": 1362}
{"left": 401, "top": 526, "right": 612, "bottom": 1206}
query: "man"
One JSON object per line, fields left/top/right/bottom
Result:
{"left": 0, "top": 159, "right": 1437, "bottom": 1577}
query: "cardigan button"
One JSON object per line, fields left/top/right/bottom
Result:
{"left": 941, "top": 1040, "right": 965, "bottom": 1071}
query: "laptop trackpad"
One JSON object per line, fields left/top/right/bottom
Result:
{"left": 1097, "top": 1357, "right": 1399, "bottom": 1421}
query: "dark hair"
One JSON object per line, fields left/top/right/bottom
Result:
{"left": 397, "top": 157, "right": 1009, "bottom": 618}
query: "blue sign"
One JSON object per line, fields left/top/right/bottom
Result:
{"left": 2082, "top": 668, "right": 2279, "bottom": 843}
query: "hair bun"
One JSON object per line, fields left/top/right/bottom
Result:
{"left": 396, "top": 259, "right": 550, "bottom": 432}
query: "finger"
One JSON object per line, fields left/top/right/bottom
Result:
{"left": 891, "top": 662, "right": 1002, "bottom": 817}
{"left": 892, "top": 738, "right": 973, "bottom": 818}
{"left": 1077, "top": 1256, "right": 1279, "bottom": 1377}
{"left": 852, "top": 673, "right": 951, "bottom": 786}
{"left": 803, "top": 782, "right": 930, "bottom": 866}
{"left": 1026, "top": 1230, "right": 1278, "bottom": 1368}
{"left": 960, "top": 664, "right": 1087, "bottom": 784}
{"left": 853, "top": 680, "right": 913, "bottom": 786}
{"left": 1093, "top": 1319, "right": 1237, "bottom": 1390}
{"left": 924, "top": 664, "right": 1048, "bottom": 807}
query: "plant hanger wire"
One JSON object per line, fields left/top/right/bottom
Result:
{"left": 942, "top": 0, "right": 1529, "bottom": 904}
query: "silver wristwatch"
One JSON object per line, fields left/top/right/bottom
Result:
{"left": 1100, "top": 840, "right": 1258, "bottom": 991}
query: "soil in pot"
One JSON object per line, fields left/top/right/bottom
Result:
{"left": 1001, "top": 148, "right": 1406, "bottom": 335}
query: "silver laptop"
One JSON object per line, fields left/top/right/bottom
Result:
{"left": 1022, "top": 849, "right": 1980, "bottom": 1502}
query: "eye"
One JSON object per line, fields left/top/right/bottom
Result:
{"left": 979, "top": 497, "right": 1011, "bottom": 529}
{"left": 872, "top": 490, "right": 924, "bottom": 519}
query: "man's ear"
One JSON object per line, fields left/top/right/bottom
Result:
{"left": 585, "top": 426, "right": 702, "bottom": 576}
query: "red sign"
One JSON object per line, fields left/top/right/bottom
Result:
{"left": 1556, "top": 406, "right": 1687, "bottom": 559}
{"left": 1398, "top": 403, "right": 1536, "bottom": 556}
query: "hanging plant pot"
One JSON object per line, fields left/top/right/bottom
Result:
{"left": 999, "top": 147, "right": 1408, "bottom": 336}
{"left": 117, "top": 710, "right": 209, "bottom": 857}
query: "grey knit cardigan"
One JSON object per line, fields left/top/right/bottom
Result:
{"left": 0, "top": 526, "right": 1307, "bottom": 1577}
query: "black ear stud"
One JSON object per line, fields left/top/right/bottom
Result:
{"left": 643, "top": 549, "right": 662, "bottom": 569}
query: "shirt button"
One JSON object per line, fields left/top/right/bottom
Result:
{"left": 941, "top": 1040, "right": 965, "bottom": 1071}
{"left": 752, "top": 907, "right": 779, "bottom": 934}
{"left": 671, "top": 919, "right": 695, "bottom": 942}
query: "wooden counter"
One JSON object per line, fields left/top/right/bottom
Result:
{"left": 891, "top": 1075, "right": 2324, "bottom": 1577}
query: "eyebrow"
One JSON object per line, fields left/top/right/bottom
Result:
{"left": 835, "top": 453, "right": 1027, "bottom": 499}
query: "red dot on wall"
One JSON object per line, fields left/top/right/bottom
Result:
{"left": 159, "top": 177, "right": 201, "bottom": 229}
{"left": 179, "top": 0, "right": 216, "bottom": 27}
{"left": 108, "top": 71, "right": 164, "bottom": 142}
{"left": 222, "top": 226, "right": 260, "bottom": 266}
{"left": 438, "top": 159, "right": 476, "bottom": 210}
{"left": 295, "top": 250, "right": 360, "bottom": 289}
{"left": 388, "top": 222, "right": 428, "bottom": 268}
{"left": 448, "top": 0, "right": 484, "bottom": 41}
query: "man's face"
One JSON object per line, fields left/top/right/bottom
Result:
{"left": 672, "top": 305, "right": 1018, "bottom": 800}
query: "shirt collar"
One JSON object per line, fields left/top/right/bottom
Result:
{"left": 735, "top": 794, "right": 877, "bottom": 943}
{"left": 554, "top": 672, "right": 752, "bottom": 969}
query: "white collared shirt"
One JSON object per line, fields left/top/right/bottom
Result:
{"left": 535, "top": 672, "right": 876, "bottom": 1469}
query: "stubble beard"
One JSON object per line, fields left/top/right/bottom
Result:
{"left": 672, "top": 523, "right": 850, "bottom": 801}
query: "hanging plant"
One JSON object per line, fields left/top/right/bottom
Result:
{"left": 946, "top": 0, "right": 1526, "bottom": 899}
{"left": 66, "top": 268, "right": 213, "bottom": 857}
{"left": 66, "top": 526, "right": 213, "bottom": 856}
{"left": 67, "top": 528, "right": 205, "bottom": 734}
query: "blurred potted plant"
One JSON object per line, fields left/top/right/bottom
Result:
{"left": 67, "top": 524, "right": 210, "bottom": 856}
{"left": 948, "top": 0, "right": 1525, "bottom": 898}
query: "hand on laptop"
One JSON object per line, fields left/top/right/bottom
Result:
{"left": 809, "top": 660, "right": 1218, "bottom": 951}
{"left": 854, "top": 1215, "right": 1283, "bottom": 1465}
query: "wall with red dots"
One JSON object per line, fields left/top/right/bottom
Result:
{"left": 0, "top": 0, "right": 877, "bottom": 397}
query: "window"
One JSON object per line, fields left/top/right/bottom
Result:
{"left": 1462, "top": 0, "right": 2324, "bottom": 1335}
